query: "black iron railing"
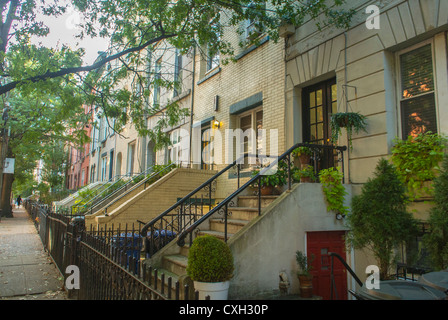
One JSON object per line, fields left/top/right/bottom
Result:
{"left": 176, "top": 143, "right": 346, "bottom": 247}
{"left": 141, "top": 143, "right": 346, "bottom": 256}
{"left": 24, "top": 199, "right": 205, "bottom": 300}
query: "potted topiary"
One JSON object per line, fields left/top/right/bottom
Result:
{"left": 186, "top": 235, "right": 234, "bottom": 300}
{"left": 330, "top": 112, "right": 367, "bottom": 150}
{"left": 296, "top": 251, "right": 314, "bottom": 298}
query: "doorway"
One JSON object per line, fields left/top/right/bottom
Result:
{"left": 302, "top": 79, "right": 338, "bottom": 171}
{"left": 306, "top": 231, "right": 348, "bottom": 300}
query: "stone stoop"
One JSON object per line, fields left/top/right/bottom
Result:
{"left": 148, "top": 194, "right": 278, "bottom": 298}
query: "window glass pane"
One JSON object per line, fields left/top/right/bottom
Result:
{"left": 331, "top": 84, "right": 337, "bottom": 102}
{"left": 401, "top": 93, "right": 437, "bottom": 137}
{"left": 310, "top": 108, "right": 316, "bottom": 124}
{"left": 400, "top": 45, "right": 434, "bottom": 99}
{"left": 317, "top": 106, "right": 323, "bottom": 122}
{"left": 240, "top": 114, "right": 252, "bottom": 131}
{"left": 310, "top": 124, "right": 317, "bottom": 141}
{"left": 256, "top": 110, "right": 263, "bottom": 130}
{"left": 316, "top": 89, "right": 323, "bottom": 106}
{"left": 310, "top": 92, "right": 316, "bottom": 108}
{"left": 317, "top": 123, "right": 324, "bottom": 140}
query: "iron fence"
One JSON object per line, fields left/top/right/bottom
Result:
{"left": 24, "top": 200, "right": 203, "bottom": 300}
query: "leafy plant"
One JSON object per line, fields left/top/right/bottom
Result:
{"left": 318, "top": 167, "right": 349, "bottom": 217}
{"left": 251, "top": 162, "right": 288, "bottom": 188}
{"left": 292, "top": 165, "right": 316, "bottom": 182}
{"left": 423, "top": 154, "right": 448, "bottom": 270}
{"left": 330, "top": 112, "right": 368, "bottom": 149}
{"left": 292, "top": 147, "right": 313, "bottom": 157}
{"left": 346, "top": 158, "right": 419, "bottom": 280}
{"left": 187, "top": 235, "right": 234, "bottom": 282}
{"left": 391, "top": 132, "right": 447, "bottom": 200}
{"left": 295, "top": 251, "right": 314, "bottom": 277}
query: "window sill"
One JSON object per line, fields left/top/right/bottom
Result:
{"left": 197, "top": 67, "right": 221, "bottom": 85}
{"left": 235, "top": 35, "right": 269, "bottom": 60}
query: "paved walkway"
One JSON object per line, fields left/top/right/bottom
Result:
{"left": 0, "top": 207, "right": 70, "bottom": 300}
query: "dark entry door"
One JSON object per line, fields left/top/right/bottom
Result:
{"left": 307, "top": 231, "right": 348, "bottom": 300}
{"left": 302, "top": 79, "right": 338, "bottom": 170}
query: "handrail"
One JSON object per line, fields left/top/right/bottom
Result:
{"left": 101, "top": 162, "right": 178, "bottom": 215}
{"left": 329, "top": 252, "right": 363, "bottom": 300}
{"left": 70, "top": 174, "right": 129, "bottom": 215}
{"left": 175, "top": 143, "right": 346, "bottom": 247}
{"left": 140, "top": 153, "right": 255, "bottom": 237}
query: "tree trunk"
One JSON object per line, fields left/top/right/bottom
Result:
{"left": 1, "top": 172, "right": 13, "bottom": 217}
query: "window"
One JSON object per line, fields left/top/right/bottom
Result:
{"left": 201, "top": 125, "right": 212, "bottom": 170}
{"left": 169, "top": 129, "right": 181, "bottom": 164}
{"left": 81, "top": 169, "right": 85, "bottom": 186}
{"left": 90, "top": 165, "right": 96, "bottom": 183}
{"left": 302, "top": 79, "right": 338, "bottom": 170}
{"left": 153, "top": 58, "right": 162, "bottom": 107}
{"left": 399, "top": 44, "right": 437, "bottom": 138}
{"left": 238, "top": 108, "right": 263, "bottom": 168}
{"left": 244, "top": 2, "right": 265, "bottom": 40}
{"left": 206, "top": 44, "right": 220, "bottom": 72}
{"left": 101, "top": 156, "right": 108, "bottom": 181}
{"left": 127, "top": 142, "right": 136, "bottom": 175}
{"left": 173, "top": 49, "right": 183, "bottom": 97}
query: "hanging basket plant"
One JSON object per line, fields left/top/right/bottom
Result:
{"left": 330, "top": 112, "right": 368, "bottom": 150}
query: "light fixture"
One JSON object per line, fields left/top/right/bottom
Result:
{"left": 336, "top": 213, "right": 344, "bottom": 220}
{"left": 212, "top": 120, "right": 222, "bottom": 129}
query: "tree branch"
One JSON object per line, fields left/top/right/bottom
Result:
{"left": 0, "top": 31, "right": 178, "bottom": 95}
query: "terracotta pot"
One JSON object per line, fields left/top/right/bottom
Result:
{"left": 300, "top": 176, "right": 312, "bottom": 183}
{"left": 298, "top": 274, "right": 313, "bottom": 298}
{"left": 299, "top": 154, "right": 311, "bottom": 165}
{"left": 260, "top": 185, "right": 274, "bottom": 195}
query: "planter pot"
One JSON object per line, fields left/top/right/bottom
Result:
{"left": 298, "top": 275, "right": 313, "bottom": 298}
{"left": 300, "top": 176, "right": 313, "bottom": 183}
{"left": 299, "top": 154, "right": 311, "bottom": 166}
{"left": 194, "top": 281, "right": 230, "bottom": 300}
{"left": 260, "top": 185, "right": 274, "bottom": 195}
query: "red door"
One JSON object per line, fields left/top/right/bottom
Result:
{"left": 307, "top": 231, "right": 347, "bottom": 300}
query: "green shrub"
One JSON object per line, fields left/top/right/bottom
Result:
{"left": 391, "top": 132, "right": 447, "bottom": 199}
{"left": 346, "top": 158, "right": 418, "bottom": 279}
{"left": 187, "top": 235, "right": 234, "bottom": 282}
{"left": 423, "top": 154, "right": 448, "bottom": 270}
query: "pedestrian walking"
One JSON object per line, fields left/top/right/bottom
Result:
{"left": 16, "top": 195, "right": 22, "bottom": 208}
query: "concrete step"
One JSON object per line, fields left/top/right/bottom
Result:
{"left": 210, "top": 218, "right": 249, "bottom": 234}
{"left": 197, "top": 230, "right": 234, "bottom": 241}
{"left": 225, "top": 206, "right": 260, "bottom": 221}
{"left": 237, "top": 195, "right": 278, "bottom": 208}
{"left": 162, "top": 254, "right": 188, "bottom": 276}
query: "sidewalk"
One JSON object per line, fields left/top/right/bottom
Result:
{"left": 0, "top": 207, "right": 70, "bottom": 300}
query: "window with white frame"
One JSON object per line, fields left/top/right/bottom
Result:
{"left": 238, "top": 108, "right": 263, "bottom": 168}
{"left": 399, "top": 43, "right": 437, "bottom": 138}
{"left": 101, "top": 156, "right": 108, "bottom": 181}
{"left": 206, "top": 44, "right": 220, "bottom": 72}
{"left": 127, "top": 142, "right": 136, "bottom": 175}
{"left": 244, "top": 1, "right": 266, "bottom": 40}
{"left": 169, "top": 129, "right": 182, "bottom": 164}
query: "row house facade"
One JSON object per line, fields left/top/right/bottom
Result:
{"left": 63, "top": 0, "right": 448, "bottom": 300}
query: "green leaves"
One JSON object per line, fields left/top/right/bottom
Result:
{"left": 391, "top": 132, "right": 447, "bottom": 200}
{"left": 346, "top": 158, "right": 419, "bottom": 279}
{"left": 318, "top": 167, "right": 349, "bottom": 217}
